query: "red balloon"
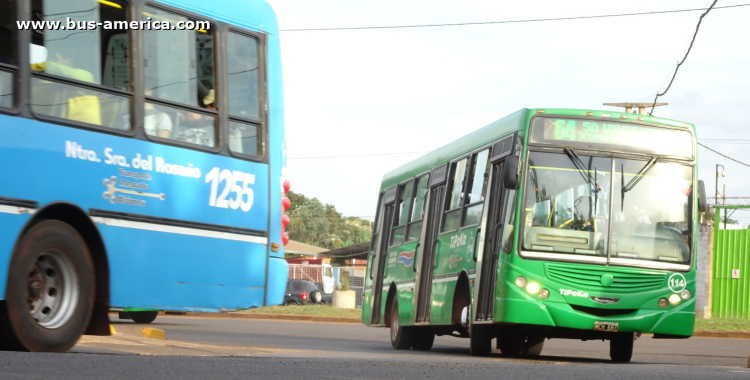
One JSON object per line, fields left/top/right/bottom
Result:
{"left": 281, "top": 214, "right": 290, "bottom": 228}
{"left": 281, "top": 232, "right": 289, "bottom": 245}
{"left": 283, "top": 179, "right": 291, "bottom": 194}
{"left": 282, "top": 196, "right": 291, "bottom": 211}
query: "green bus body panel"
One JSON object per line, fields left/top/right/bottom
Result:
{"left": 712, "top": 225, "right": 750, "bottom": 319}
{"left": 366, "top": 107, "right": 699, "bottom": 337}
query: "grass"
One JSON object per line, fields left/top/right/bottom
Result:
{"left": 237, "top": 305, "right": 362, "bottom": 319}
{"left": 694, "top": 318, "right": 750, "bottom": 332}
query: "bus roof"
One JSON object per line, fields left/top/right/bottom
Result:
{"left": 155, "top": 0, "right": 279, "bottom": 35}
{"left": 379, "top": 108, "right": 696, "bottom": 191}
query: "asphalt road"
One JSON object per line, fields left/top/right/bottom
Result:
{"left": 1, "top": 315, "right": 748, "bottom": 380}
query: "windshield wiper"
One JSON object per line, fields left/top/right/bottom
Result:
{"left": 621, "top": 156, "right": 658, "bottom": 211}
{"left": 563, "top": 148, "right": 601, "bottom": 192}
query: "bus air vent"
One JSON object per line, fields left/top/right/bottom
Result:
{"left": 545, "top": 264, "right": 666, "bottom": 291}
{"left": 490, "top": 135, "right": 514, "bottom": 162}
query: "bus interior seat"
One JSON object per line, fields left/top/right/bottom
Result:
{"left": 30, "top": 80, "right": 65, "bottom": 119}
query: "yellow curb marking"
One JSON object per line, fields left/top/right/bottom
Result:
{"left": 141, "top": 327, "right": 166, "bottom": 340}
{"left": 110, "top": 324, "right": 117, "bottom": 335}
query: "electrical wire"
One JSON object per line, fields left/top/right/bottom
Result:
{"left": 648, "top": 0, "right": 719, "bottom": 115}
{"left": 698, "top": 142, "right": 750, "bottom": 168}
{"left": 280, "top": 3, "right": 749, "bottom": 32}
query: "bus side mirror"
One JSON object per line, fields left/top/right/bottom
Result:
{"left": 697, "top": 180, "right": 707, "bottom": 213}
{"left": 502, "top": 155, "right": 520, "bottom": 190}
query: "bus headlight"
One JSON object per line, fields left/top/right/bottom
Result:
{"left": 526, "top": 282, "right": 540, "bottom": 295}
{"left": 658, "top": 298, "right": 668, "bottom": 309}
{"left": 669, "top": 294, "right": 681, "bottom": 306}
{"left": 539, "top": 289, "right": 550, "bottom": 299}
{"left": 515, "top": 276, "right": 527, "bottom": 288}
{"left": 680, "top": 289, "right": 691, "bottom": 300}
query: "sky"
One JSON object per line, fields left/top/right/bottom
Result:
{"left": 268, "top": 0, "right": 750, "bottom": 224}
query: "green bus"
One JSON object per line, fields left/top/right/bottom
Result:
{"left": 362, "top": 108, "right": 707, "bottom": 362}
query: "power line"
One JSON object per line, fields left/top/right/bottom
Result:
{"left": 288, "top": 152, "right": 425, "bottom": 161}
{"left": 280, "top": 3, "right": 749, "bottom": 32}
{"left": 698, "top": 142, "right": 750, "bottom": 168}
{"left": 648, "top": 0, "right": 719, "bottom": 115}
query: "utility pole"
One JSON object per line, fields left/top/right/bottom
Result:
{"left": 603, "top": 102, "right": 668, "bottom": 115}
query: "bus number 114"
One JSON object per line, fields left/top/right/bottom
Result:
{"left": 205, "top": 167, "right": 255, "bottom": 211}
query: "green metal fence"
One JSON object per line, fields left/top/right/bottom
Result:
{"left": 712, "top": 207, "right": 750, "bottom": 319}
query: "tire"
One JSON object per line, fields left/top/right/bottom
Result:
{"left": 469, "top": 324, "right": 492, "bottom": 356}
{"left": 130, "top": 311, "right": 158, "bottom": 324}
{"left": 389, "top": 298, "right": 414, "bottom": 350}
{"left": 310, "top": 290, "right": 322, "bottom": 304}
{"left": 497, "top": 333, "right": 525, "bottom": 356}
{"left": 412, "top": 328, "right": 435, "bottom": 351}
{"left": 522, "top": 336, "right": 545, "bottom": 357}
{"left": 1, "top": 220, "right": 95, "bottom": 352}
{"left": 610, "top": 332, "right": 635, "bottom": 363}
{"left": 284, "top": 300, "right": 298, "bottom": 306}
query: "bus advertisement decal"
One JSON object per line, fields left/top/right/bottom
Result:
{"left": 398, "top": 251, "right": 414, "bottom": 266}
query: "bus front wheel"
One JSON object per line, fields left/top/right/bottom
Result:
{"left": 469, "top": 324, "right": 492, "bottom": 356}
{"left": 609, "top": 332, "right": 635, "bottom": 363}
{"left": 1, "top": 220, "right": 95, "bottom": 352}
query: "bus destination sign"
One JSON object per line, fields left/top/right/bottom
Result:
{"left": 530, "top": 117, "right": 693, "bottom": 158}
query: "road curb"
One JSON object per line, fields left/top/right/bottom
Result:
{"left": 110, "top": 311, "right": 361, "bottom": 324}
{"left": 111, "top": 312, "right": 750, "bottom": 337}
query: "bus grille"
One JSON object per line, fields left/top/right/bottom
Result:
{"left": 545, "top": 264, "right": 666, "bottom": 291}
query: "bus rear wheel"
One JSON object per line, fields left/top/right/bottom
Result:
{"left": 412, "top": 328, "right": 435, "bottom": 351}
{"left": 1, "top": 220, "right": 95, "bottom": 352}
{"left": 389, "top": 298, "right": 414, "bottom": 350}
{"left": 610, "top": 332, "right": 635, "bottom": 363}
{"left": 130, "top": 311, "right": 159, "bottom": 324}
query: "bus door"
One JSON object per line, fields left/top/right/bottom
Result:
{"left": 370, "top": 186, "right": 397, "bottom": 326}
{"left": 414, "top": 164, "right": 448, "bottom": 323}
{"left": 474, "top": 135, "right": 516, "bottom": 322}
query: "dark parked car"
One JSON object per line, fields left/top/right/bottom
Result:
{"left": 315, "top": 282, "right": 333, "bottom": 305}
{"left": 284, "top": 279, "right": 323, "bottom": 306}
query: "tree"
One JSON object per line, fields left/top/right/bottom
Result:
{"left": 285, "top": 191, "right": 371, "bottom": 254}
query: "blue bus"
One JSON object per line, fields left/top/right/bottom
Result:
{"left": 0, "top": 0, "right": 289, "bottom": 352}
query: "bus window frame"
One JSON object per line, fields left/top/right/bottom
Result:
{"left": 0, "top": 0, "right": 19, "bottom": 114}
{"left": 225, "top": 27, "right": 266, "bottom": 162}
{"left": 439, "top": 154, "right": 469, "bottom": 235}
{"left": 389, "top": 178, "right": 415, "bottom": 247}
{"left": 404, "top": 171, "right": 430, "bottom": 243}
{"left": 141, "top": 2, "right": 222, "bottom": 154}
{"left": 459, "top": 146, "right": 491, "bottom": 229}
{"left": 26, "top": 0, "right": 136, "bottom": 136}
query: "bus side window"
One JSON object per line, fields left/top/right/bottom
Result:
{"left": 227, "top": 32, "right": 263, "bottom": 158}
{"left": 442, "top": 158, "right": 468, "bottom": 232}
{"left": 0, "top": 0, "right": 16, "bottom": 109}
{"left": 391, "top": 180, "right": 414, "bottom": 246}
{"left": 143, "top": 6, "right": 217, "bottom": 148}
{"left": 462, "top": 149, "right": 490, "bottom": 226}
{"left": 29, "top": 0, "right": 130, "bottom": 129}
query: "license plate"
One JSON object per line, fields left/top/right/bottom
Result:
{"left": 594, "top": 321, "right": 619, "bottom": 332}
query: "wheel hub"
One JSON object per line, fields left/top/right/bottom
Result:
{"left": 25, "top": 251, "right": 79, "bottom": 329}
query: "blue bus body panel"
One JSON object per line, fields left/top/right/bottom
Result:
{"left": 103, "top": 226, "right": 268, "bottom": 311}
{"left": 0, "top": 118, "right": 269, "bottom": 230}
{"left": 0, "top": 214, "right": 30, "bottom": 298}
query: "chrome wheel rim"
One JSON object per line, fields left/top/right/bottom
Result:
{"left": 27, "top": 250, "right": 79, "bottom": 329}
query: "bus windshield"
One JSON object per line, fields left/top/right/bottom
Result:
{"left": 522, "top": 151, "right": 692, "bottom": 265}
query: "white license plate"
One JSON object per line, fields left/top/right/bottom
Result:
{"left": 594, "top": 321, "right": 619, "bottom": 332}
